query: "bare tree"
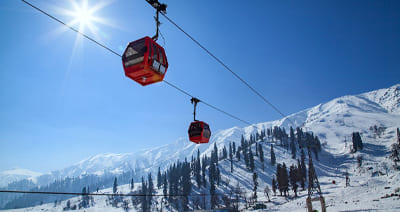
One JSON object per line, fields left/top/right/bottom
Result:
{"left": 264, "top": 185, "right": 271, "bottom": 202}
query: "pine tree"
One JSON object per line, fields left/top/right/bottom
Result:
{"left": 270, "top": 144, "right": 276, "bottom": 166}
{"left": 163, "top": 173, "right": 167, "bottom": 197}
{"left": 357, "top": 155, "right": 363, "bottom": 167}
{"left": 255, "top": 142, "right": 259, "bottom": 156}
{"left": 397, "top": 128, "right": 400, "bottom": 145}
{"left": 147, "top": 173, "right": 154, "bottom": 210}
{"left": 157, "top": 167, "right": 162, "bottom": 189}
{"left": 113, "top": 177, "right": 118, "bottom": 194}
{"left": 182, "top": 159, "right": 192, "bottom": 211}
{"left": 354, "top": 132, "right": 359, "bottom": 152}
{"left": 300, "top": 148, "right": 307, "bottom": 190}
{"left": 296, "top": 127, "right": 304, "bottom": 147}
{"left": 244, "top": 146, "right": 249, "bottom": 168}
{"left": 233, "top": 142, "right": 236, "bottom": 155}
{"left": 308, "top": 148, "right": 318, "bottom": 193}
{"left": 253, "top": 172, "right": 258, "bottom": 201}
{"left": 259, "top": 143, "right": 265, "bottom": 171}
{"left": 297, "top": 159, "right": 305, "bottom": 190}
{"left": 209, "top": 163, "right": 217, "bottom": 209}
{"left": 282, "top": 163, "right": 289, "bottom": 196}
{"left": 216, "top": 167, "right": 221, "bottom": 186}
{"left": 168, "top": 164, "right": 175, "bottom": 199}
{"left": 131, "top": 178, "right": 134, "bottom": 190}
{"left": 250, "top": 134, "right": 255, "bottom": 145}
{"left": 352, "top": 132, "right": 363, "bottom": 152}
{"left": 249, "top": 148, "right": 255, "bottom": 172}
{"left": 283, "top": 127, "right": 289, "bottom": 150}
{"left": 272, "top": 177, "right": 277, "bottom": 196}
{"left": 289, "top": 164, "right": 298, "bottom": 197}
{"left": 290, "top": 127, "right": 296, "bottom": 159}
{"left": 213, "top": 143, "right": 218, "bottom": 166}
{"left": 276, "top": 164, "right": 283, "bottom": 196}
{"left": 196, "top": 149, "right": 202, "bottom": 187}
{"left": 222, "top": 145, "right": 228, "bottom": 159}
{"left": 358, "top": 133, "right": 363, "bottom": 150}
{"left": 209, "top": 162, "right": 215, "bottom": 186}
{"left": 81, "top": 187, "right": 89, "bottom": 208}
{"left": 229, "top": 142, "right": 233, "bottom": 173}
{"left": 202, "top": 157, "right": 207, "bottom": 187}
{"left": 141, "top": 176, "right": 147, "bottom": 212}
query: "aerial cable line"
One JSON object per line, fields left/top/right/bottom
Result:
{"left": 0, "top": 190, "right": 246, "bottom": 197}
{"left": 20, "top": 0, "right": 121, "bottom": 58}
{"left": 163, "top": 81, "right": 252, "bottom": 125}
{"left": 160, "top": 13, "right": 295, "bottom": 126}
{"left": 19, "top": 0, "right": 254, "bottom": 127}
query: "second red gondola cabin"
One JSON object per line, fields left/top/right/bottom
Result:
{"left": 122, "top": 36, "right": 168, "bottom": 86}
{"left": 188, "top": 121, "right": 211, "bottom": 144}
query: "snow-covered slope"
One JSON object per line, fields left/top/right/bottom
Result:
{"left": 0, "top": 169, "right": 41, "bottom": 188}
{"left": 303, "top": 84, "right": 400, "bottom": 154}
{"left": 361, "top": 84, "right": 400, "bottom": 114}
{"left": 11, "top": 84, "right": 400, "bottom": 186}
{"left": 8, "top": 126, "right": 400, "bottom": 211}
{"left": 3, "top": 84, "right": 400, "bottom": 211}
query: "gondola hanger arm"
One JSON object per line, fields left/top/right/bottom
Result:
{"left": 191, "top": 97, "right": 200, "bottom": 121}
{"left": 145, "top": 0, "right": 167, "bottom": 41}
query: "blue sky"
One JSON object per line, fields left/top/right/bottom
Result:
{"left": 0, "top": 0, "right": 399, "bottom": 173}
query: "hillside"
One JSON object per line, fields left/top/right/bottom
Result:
{"left": 6, "top": 85, "right": 398, "bottom": 185}
{"left": 6, "top": 126, "right": 400, "bottom": 211}
{"left": 1, "top": 84, "right": 400, "bottom": 211}
{"left": 0, "top": 169, "right": 41, "bottom": 188}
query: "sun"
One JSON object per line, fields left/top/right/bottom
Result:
{"left": 70, "top": 0, "right": 97, "bottom": 33}
{"left": 56, "top": 0, "right": 112, "bottom": 40}
{"left": 71, "top": 0, "right": 96, "bottom": 32}
{"left": 74, "top": 4, "right": 93, "bottom": 27}
{"left": 51, "top": 0, "right": 114, "bottom": 70}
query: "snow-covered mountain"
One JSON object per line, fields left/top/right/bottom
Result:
{"left": 0, "top": 169, "right": 41, "bottom": 188}
{"left": 2, "top": 83, "right": 400, "bottom": 211}
{"left": 9, "top": 84, "right": 400, "bottom": 186}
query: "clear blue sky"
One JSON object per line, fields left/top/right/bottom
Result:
{"left": 0, "top": 0, "right": 399, "bottom": 173}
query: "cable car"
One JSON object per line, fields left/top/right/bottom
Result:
{"left": 188, "top": 121, "right": 211, "bottom": 144}
{"left": 122, "top": 36, "right": 168, "bottom": 86}
{"left": 188, "top": 98, "right": 211, "bottom": 144}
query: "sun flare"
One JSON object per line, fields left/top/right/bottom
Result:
{"left": 57, "top": 0, "right": 112, "bottom": 40}
{"left": 74, "top": 5, "right": 94, "bottom": 27}
{"left": 71, "top": 0, "right": 96, "bottom": 33}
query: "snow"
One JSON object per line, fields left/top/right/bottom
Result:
{"left": 2, "top": 84, "right": 400, "bottom": 211}
{"left": 7, "top": 125, "right": 400, "bottom": 211}
{"left": 0, "top": 169, "right": 42, "bottom": 187}
{"left": 18, "top": 84, "right": 400, "bottom": 185}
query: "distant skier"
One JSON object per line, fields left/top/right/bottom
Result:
{"left": 345, "top": 175, "right": 350, "bottom": 187}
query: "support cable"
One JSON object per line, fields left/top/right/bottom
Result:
{"left": 160, "top": 13, "right": 295, "bottom": 125}
{"left": 20, "top": 0, "right": 122, "bottom": 58}
{"left": 0, "top": 190, "right": 246, "bottom": 197}
{"left": 20, "top": 0, "right": 254, "bottom": 127}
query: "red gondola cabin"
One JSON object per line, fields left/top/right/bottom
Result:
{"left": 188, "top": 121, "right": 211, "bottom": 144}
{"left": 122, "top": 36, "right": 168, "bottom": 86}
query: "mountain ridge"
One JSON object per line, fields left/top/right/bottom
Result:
{"left": 2, "top": 83, "right": 399, "bottom": 188}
